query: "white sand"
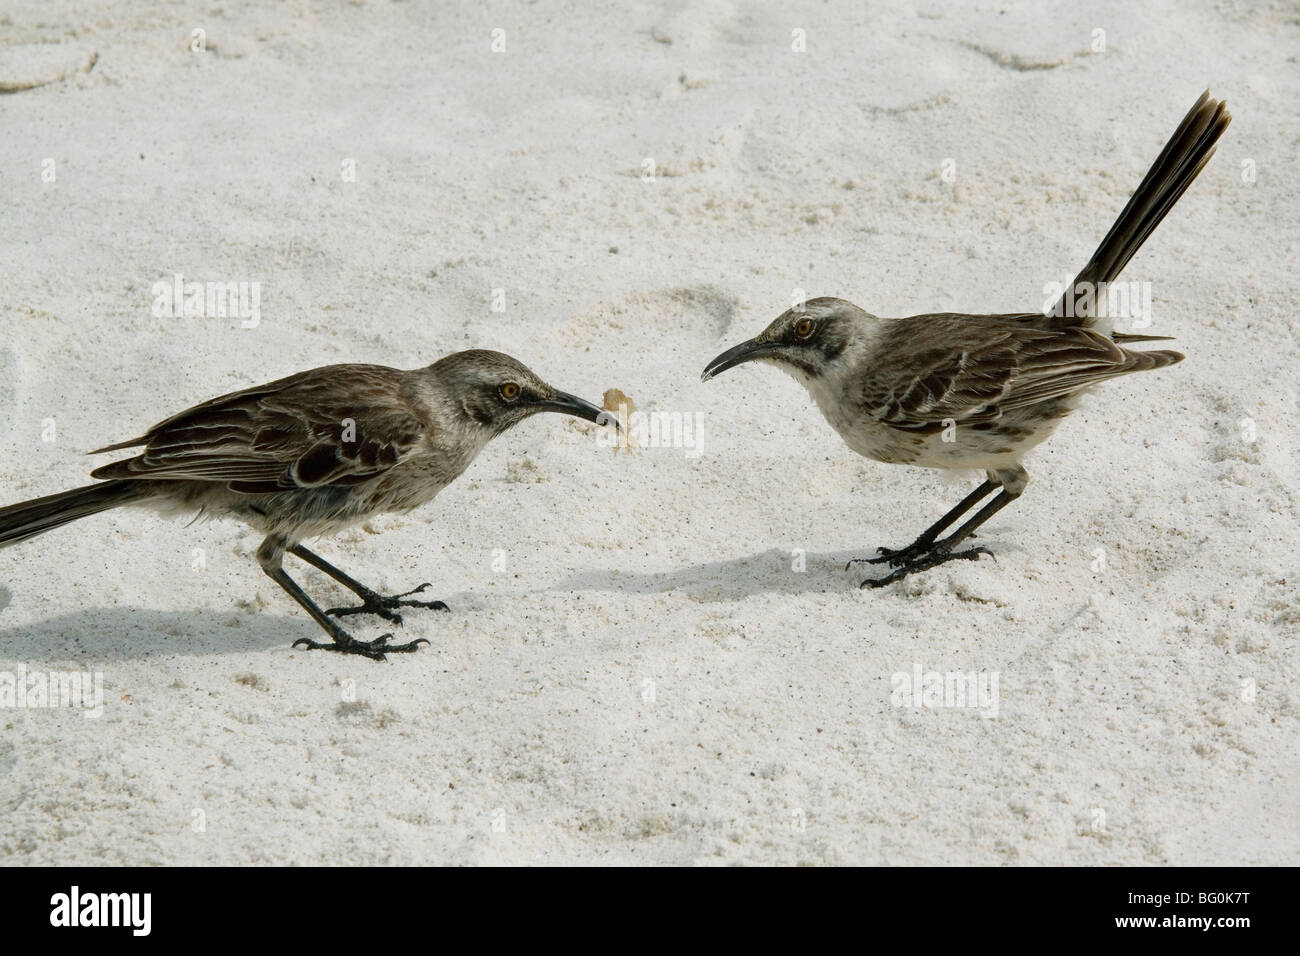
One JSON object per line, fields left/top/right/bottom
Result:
{"left": 1, "top": 0, "right": 1296, "bottom": 865}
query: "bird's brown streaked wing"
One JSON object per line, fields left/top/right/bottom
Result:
{"left": 860, "top": 314, "right": 1181, "bottom": 430}
{"left": 997, "top": 334, "right": 1184, "bottom": 411}
{"left": 89, "top": 364, "right": 428, "bottom": 494}
{"left": 859, "top": 314, "right": 1024, "bottom": 430}
{"left": 87, "top": 379, "right": 291, "bottom": 455}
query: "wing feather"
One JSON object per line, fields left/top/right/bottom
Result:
{"left": 89, "top": 364, "right": 426, "bottom": 494}
{"left": 860, "top": 313, "right": 1182, "bottom": 430}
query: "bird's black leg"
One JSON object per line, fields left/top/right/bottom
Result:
{"left": 289, "top": 544, "right": 449, "bottom": 624}
{"left": 257, "top": 539, "right": 428, "bottom": 660}
{"left": 847, "top": 480, "right": 998, "bottom": 570}
{"left": 861, "top": 489, "right": 1018, "bottom": 588}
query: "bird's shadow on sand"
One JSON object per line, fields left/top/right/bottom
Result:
{"left": 0, "top": 541, "right": 1016, "bottom": 657}
{"left": 552, "top": 547, "right": 936, "bottom": 602}
{"left": 555, "top": 533, "right": 1023, "bottom": 602}
{"left": 0, "top": 607, "right": 294, "bottom": 660}
{"left": 0, "top": 600, "right": 470, "bottom": 661}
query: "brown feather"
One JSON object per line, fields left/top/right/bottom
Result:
{"left": 88, "top": 364, "right": 429, "bottom": 494}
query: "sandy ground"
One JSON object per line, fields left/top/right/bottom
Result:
{"left": 1, "top": 0, "right": 1297, "bottom": 865}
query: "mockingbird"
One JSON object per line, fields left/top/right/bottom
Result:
{"left": 0, "top": 350, "right": 616, "bottom": 659}
{"left": 703, "top": 91, "right": 1230, "bottom": 586}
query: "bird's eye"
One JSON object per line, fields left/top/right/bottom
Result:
{"left": 794, "top": 317, "right": 815, "bottom": 339}
{"left": 499, "top": 382, "right": 521, "bottom": 401}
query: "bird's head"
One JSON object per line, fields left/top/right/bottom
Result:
{"left": 432, "top": 350, "right": 618, "bottom": 437}
{"left": 701, "top": 297, "right": 872, "bottom": 387}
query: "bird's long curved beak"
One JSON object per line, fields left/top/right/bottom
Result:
{"left": 700, "top": 339, "right": 780, "bottom": 382}
{"left": 534, "top": 390, "right": 621, "bottom": 431}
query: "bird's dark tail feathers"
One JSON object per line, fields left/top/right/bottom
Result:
{"left": 1052, "top": 90, "right": 1231, "bottom": 329}
{"left": 0, "top": 480, "right": 151, "bottom": 548}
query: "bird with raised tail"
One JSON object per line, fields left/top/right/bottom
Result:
{"left": 703, "top": 91, "right": 1231, "bottom": 587}
{"left": 0, "top": 350, "right": 618, "bottom": 659}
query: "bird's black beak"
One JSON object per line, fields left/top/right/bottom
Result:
{"left": 700, "top": 339, "right": 780, "bottom": 382}
{"left": 534, "top": 390, "right": 621, "bottom": 431}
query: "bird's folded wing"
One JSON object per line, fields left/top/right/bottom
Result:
{"left": 89, "top": 365, "right": 426, "bottom": 493}
{"left": 861, "top": 314, "right": 1174, "bottom": 429}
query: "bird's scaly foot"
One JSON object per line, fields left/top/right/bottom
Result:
{"left": 324, "top": 583, "right": 449, "bottom": 625}
{"left": 291, "top": 632, "right": 431, "bottom": 661}
{"left": 859, "top": 544, "right": 994, "bottom": 588}
{"left": 845, "top": 540, "right": 936, "bottom": 569}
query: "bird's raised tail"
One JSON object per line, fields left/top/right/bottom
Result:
{"left": 1051, "top": 90, "right": 1231, "bottom": 329}
{"left": 0, "top": 480, "right": 151, "bottom": 548}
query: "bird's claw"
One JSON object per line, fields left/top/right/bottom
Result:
{"left": 292, "top": 633, "right": 431, "bottom": 661}
{"left": 396, "top": 582, "right": 436, "bottom": 598}
{"left": 859, "top": 545, "right": 994, "bottom": 588}
{"left": 325, "top": 584, "right": 450, "bottom": 625}
{"left": 845, "top": 542, "right": 934, "bottom": 569}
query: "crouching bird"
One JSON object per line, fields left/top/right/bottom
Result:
{"left": 0, "top": 350, "right": 617, "bottom": 659}
{"left": 703, "top": 91, "right": 1230, "bottom": 587}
